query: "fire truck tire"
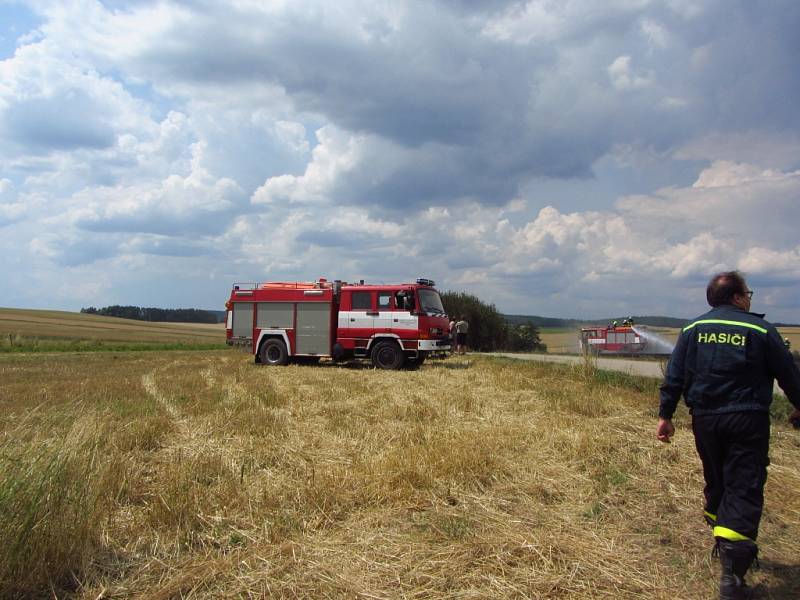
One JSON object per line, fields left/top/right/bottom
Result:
{"left": 260, "top": 338, "right": 289, "bottom": 366}
{"left": 371, "top": 340, "right": 404, "bottom": 370}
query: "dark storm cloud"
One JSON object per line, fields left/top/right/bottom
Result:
{"left": 693, "top": 3, "right": 800, "bottom": 132}
{"left": 128, "top": 3, "right": 606, "bottom": 212}
{"left": 10, "top": 0, "right": 800, "bottom": 215}
{"left": 142, "top": 3, "right": 541, "bottom": 148}
{"left": 117, "top": 0, "right": 800, "bottom": 212}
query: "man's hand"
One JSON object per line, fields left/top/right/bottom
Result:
{"left": 656, "top": 417, "right": 675, "bottom": 443}
{"left": 789, "top": 408, "right": 800, "bottom": 429}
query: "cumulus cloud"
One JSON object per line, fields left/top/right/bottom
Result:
{"left": 70, "top": 143, "right": 246, "bottom": 237}
{"left": 617, "top": 161, "right": 800, "bottom": 247}
{"left": 1, "top": 0, "right": 800, "bottom": 320}
{"left": 213, "top": 155, "right": 800, "bottom": 318}
{"left": 251, "top": 126, "right": 368, "bottom": 206}
{"left": 0, "top": 38, "right": 157, "bottom": 159}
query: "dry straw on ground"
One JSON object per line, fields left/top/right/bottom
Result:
{"left": 0, "top": 350, "right": 798, "bottom": 599}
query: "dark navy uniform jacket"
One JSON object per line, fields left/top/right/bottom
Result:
{"left": 659, "top": 305, "right": 800, "bottom": 419}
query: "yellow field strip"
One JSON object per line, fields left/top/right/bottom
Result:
{"left": 0, "top": 316, "right": 222, "bottom": 338}
{"left": 0, "top": 307, "right": 224, "bottom": 344}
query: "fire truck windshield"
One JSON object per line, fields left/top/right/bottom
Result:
{"left": 418, "top": 289, "right": 445, "bottom": 315}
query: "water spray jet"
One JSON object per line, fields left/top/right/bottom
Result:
{"left": 632, "top": 326, "right": 674, "bottom": 355}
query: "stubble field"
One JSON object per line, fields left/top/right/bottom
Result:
{"left": 2, "top": 345, "right": 800, "bottom": 599}
{"left": 0, "top": 308, "right": 224, "bottom": 352}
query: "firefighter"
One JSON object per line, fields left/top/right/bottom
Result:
{"left": 656, "top": 271, "right": 800, "bottom": 599}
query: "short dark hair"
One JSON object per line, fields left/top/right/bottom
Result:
{"left": 706, "top": 271, "right": 748, "bottom": 307}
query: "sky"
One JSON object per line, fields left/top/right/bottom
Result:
{"left": 1, "top": 0, "right": 799, "bottom": 321}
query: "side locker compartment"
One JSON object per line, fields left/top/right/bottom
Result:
{"left": 256, "top": 302, "right": 293, "bottom": 329}
{"left": 232, "top": 302, "right": 254, "bottom": 340}
{"left": 296, "top": 302, "right": 332, "bottom": 355}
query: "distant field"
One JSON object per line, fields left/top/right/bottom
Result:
{"left": 778, "top": 326, "right": 800, "bottom": 349}
{"left": 0, "top": 307, "right": 225, "bottom": 351}
{"left": 539, "top": 329, "right": 582, "bottom": 353}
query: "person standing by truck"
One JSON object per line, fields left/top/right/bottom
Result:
{"left": 455, "top": 316, "right": 469, "bottom": 355}
{"left": 656, "top": 270, "right": 800, "bottom": 599}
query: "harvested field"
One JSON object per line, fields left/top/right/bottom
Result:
{"left": 1, "top": 350, "right": 799, "bottom": 599}
{"left": 538, "top": 329, "right": 581, "bottom": 354}
{"left": 0, "top": 308, "right": 224, "bottom": 351}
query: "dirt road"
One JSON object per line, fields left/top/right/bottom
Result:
{"left": 485, "top": 352, "right": 792, "bottom": 396}
{"left": 485, "top": 352, "right": 666, "bottom": 378}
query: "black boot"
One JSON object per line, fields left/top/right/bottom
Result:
{"left": 718, "top": 539, "right": 758, "bottom": 600}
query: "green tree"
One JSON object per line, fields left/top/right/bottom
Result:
{"left": 505, "top": 322, "right": 547, "bottom": 352}
{"left": 80, "top": 306, "right": 219, "bottom": 324}
{"left": 440, "top": 291, "right": 545, "bottom": 352}
{"left": 440, "top": 291, "right": 503, "bottom": 351}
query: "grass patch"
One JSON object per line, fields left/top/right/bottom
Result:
{"left": 590, "top": 368, "right": 661, "bottom": 394}
{"left": 0, "top": 411, "right": 118, "bottom": 598}
{"left": 0, "top": 335, "right": 227, "bottom": 353}
{"left": 770, "top": 392, "right": 796, "bottom": 423}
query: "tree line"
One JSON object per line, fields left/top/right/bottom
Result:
{"left": 81, "top": 306, "right": 221, "bottom": 324}
{"left": 504, "top": 313, "right": 694, "bottom": 329}
{"left": 440, "top": 291, "right": 546, "bottom": 353}
{"left": 79, "top": 294, "right": 546, "bottom": 351}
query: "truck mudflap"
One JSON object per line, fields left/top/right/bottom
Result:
{"left": 419, "top": 339, "right": 450, "bottom": 351}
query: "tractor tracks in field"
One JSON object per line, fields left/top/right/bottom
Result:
{"left": 140, "top": 360, "right": 201, "bottom": 454}
{"left": 142, "top": 369, "right": 181, "bottom": 421}
{"left": 140, "top": 356, "right": 238, "bottom": 458}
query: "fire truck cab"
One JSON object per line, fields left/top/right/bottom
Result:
{"left": 225, "top": 278, "right": 450, "bottom": 369}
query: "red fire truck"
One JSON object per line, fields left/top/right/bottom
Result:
{"left": 225, "top": 277, "right": 451, "bottom": 369}
{"left": 579, "top": 324, "right": 646, "bottom": 355}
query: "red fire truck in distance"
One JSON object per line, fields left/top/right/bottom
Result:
{"left": 579, "top": 324, "right": 645, "bottom": 355}
{"left": 225, "top": 278, "right": 451, "bottom": 369}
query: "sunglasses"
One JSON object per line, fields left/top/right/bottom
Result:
{"left": 745, "top": 290, "right": 754, "bottom": 298}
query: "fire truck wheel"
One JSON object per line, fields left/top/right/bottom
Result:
{"left": 371, "top": 340, "right": 404, "bottom": 370}
{"left": 260, "top": 338, "right": 289, "bottom": 366}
